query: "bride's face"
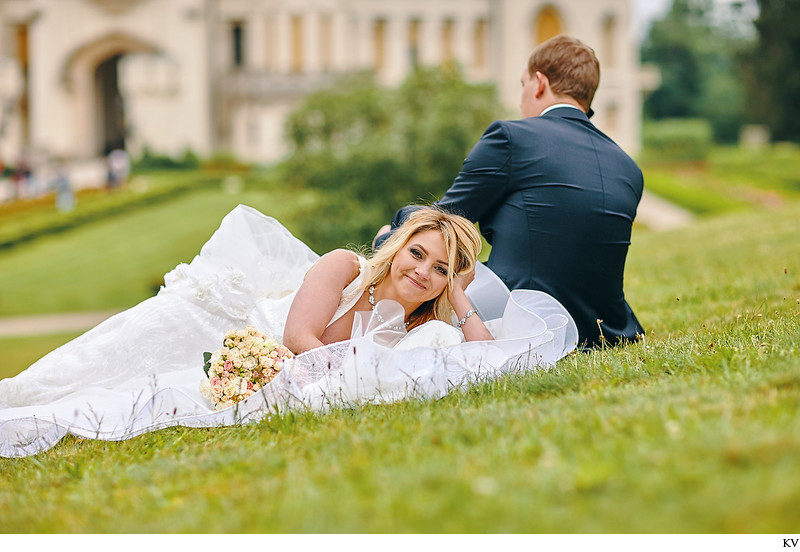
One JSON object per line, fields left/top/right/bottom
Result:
{"left": 389, "top": 230, "right": 450, "bottom": 304}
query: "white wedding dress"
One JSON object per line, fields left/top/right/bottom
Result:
{"left": 0, "top": 205, "right": 577, "bottom": 457}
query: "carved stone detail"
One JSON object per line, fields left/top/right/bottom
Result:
{"left": 85, "top": 0, "right": 147, "bottom": 15}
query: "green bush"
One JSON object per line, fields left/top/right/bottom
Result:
{"left": 132, "top": 146, "right": 203, "bottom": 171}
{"left": 201, "top": 151, "right": 251, "bottom": 172}
{"left": 642, "top": 118, "right": 713, "bottom": 162}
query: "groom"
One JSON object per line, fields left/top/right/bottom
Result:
{"left": 374, "top": 35, "right": 644, "bottom": 348}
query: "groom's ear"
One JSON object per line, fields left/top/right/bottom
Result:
{"left": 535, "top": 71, "right": 548, "bottom": 98}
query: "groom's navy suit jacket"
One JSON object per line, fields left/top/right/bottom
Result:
{"left": 389, "top": 107, "right": 644, "bottom": 347}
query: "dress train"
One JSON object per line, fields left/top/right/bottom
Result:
{"left": 0, "top": 205, "right": 577, "bottom": 457}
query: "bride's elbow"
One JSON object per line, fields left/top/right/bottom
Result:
{"left": 283, "top": 329, "right": 319, "bottom": 355}
{"left": 283, "top": 331, "right": 303, "bottom": 355}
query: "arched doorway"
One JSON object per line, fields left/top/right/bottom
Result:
{"left": 95, "top": 54, "right": 126, "bottom": 154}
{"left": 60, "top": 33, "right": 159, "bottom": 157}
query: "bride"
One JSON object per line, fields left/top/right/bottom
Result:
{"left": 0, "top": 205, "right": 577, "bottom": 458}
{"left": 284, "top": 205, "right": 494, "bottom": 353}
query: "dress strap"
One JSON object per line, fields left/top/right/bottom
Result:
{"left": 328, "top": 254, "right": 369, "bottom": 327}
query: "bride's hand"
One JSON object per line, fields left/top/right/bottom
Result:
{"left": 450, "top": 267, "right": 476, "bottom": 299}
{"left": 448, "top": 267, "right": 493, "bottom": 342}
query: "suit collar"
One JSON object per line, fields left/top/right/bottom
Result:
{"left": 541, "top": 105, "right": 593, "bottom": 121}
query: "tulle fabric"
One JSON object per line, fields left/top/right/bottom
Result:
{"left": 0, "top": 204, "right": 577, "bottom": 458}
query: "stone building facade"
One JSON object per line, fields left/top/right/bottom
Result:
{"left": 0, "top": 0, "right": 642, "bottom": 168}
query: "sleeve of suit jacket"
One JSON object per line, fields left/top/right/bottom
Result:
{"left": 435, "top": 120, "right": 514, "bottom": 222}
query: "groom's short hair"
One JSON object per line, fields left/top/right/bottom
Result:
{"left": 527, "top": 35, "right": 600, "bottom": 112}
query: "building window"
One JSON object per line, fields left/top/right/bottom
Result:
{"left": 534, "top": 6, "right": 562, "bottom": 46}
{"left": 291, "top": 15, "right": 304, "bottom": 74}
{"left": 602, "top": 14, "right": 617, "bottom": 68}
{"left": 408, "top": 18, "right": 421, "bottom": 68}
{"left": 373, "top": 18, "right": 387, "bottom": 72}
{"left": 442, "top": 19, "right": 455, "bottom": 64}
{"left": 474, "top": 18, "right": 488, "bottom": 71}
{"left": 231, "top": 21, "right": 245, "bottom": 68}
{"left": 320, "top": 14, "right": 333, "bottom": 72}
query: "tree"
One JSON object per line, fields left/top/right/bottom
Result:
{"left": 641, "top": 0, "right": 705, "bottom": 119}
{"left": 641, "top": 0, "right": 753, "bottom": 143}
{"left": 745, "top": 0, "right": 800, "bottom": 141}
{"left": 282, "top": 66, "right": 498, "bottom": 252}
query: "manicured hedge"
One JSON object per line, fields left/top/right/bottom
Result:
{"left": 642, "top": 118, "right": 713, "bottom": 162}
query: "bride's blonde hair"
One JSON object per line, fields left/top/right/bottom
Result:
{"left": 365, "top": 207, "right": 482, "bottom": 329}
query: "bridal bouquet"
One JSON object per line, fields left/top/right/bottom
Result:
{"left": 200, "top": 326, "right": 294, "bottom": 410}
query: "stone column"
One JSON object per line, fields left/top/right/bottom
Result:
{"left": 453, "top": 17, "right": 472, "bottom": 70}
{"left": 247, "top": 9, "right": 265, "bottom": 70}
{"left": 331, "top": 11, "right": 348, "bottom": 72}
{"left": 275, "top": 10, "right": 291, "bottom": 74}
{"left": 383, "top": 15, "right": 406, "bottom": 85}
{"left": 355, "top": 14, "right": 372, "bottom": 70}
{"left": 305, "top": 11, "right": 319, "bottom": 74}
{"left": 419, "top": 16, "right": 440, "bottom": 66}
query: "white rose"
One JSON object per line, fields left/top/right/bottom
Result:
{"left": 233, "top": 377, "right": 248, "bottom": 395}
{"left": 199, "top": 379, "right": 213, "bottom": 401}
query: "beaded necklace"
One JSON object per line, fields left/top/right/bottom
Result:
{"left": 368, "top": 285, "right": 410, "bottom": 330}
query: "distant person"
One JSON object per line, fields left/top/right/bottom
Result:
{"left": 375, "top": 35, "right": 645, "bottom": 348}
{"left": 52, "top": 163, "right": 75, "bottom": 213}
{"left": 11, "top": 159, "right": 30, "bottom": 200}
{"left": 107, "top": 148, "right": 130, "bottom": 190}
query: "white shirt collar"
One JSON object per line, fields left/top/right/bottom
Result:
{"left": 540, "top": 103, "right": 584, "bottom": 116}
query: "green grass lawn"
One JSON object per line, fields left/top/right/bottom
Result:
{"left": 1, "top": 160, "right": 799, "bottom": 533}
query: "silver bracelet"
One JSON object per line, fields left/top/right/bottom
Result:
{"left": 456, "top": 309, "right": 476, "bottom": 328}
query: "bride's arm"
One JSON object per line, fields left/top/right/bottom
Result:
{"left": 283, "top": 249, "right": 361, "bottom": 354}
{"left": 449, "top": 269, "right": 494, "bottom": 342}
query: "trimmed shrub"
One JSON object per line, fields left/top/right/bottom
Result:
{"left": 133, "top": 146, "right": 204, "bottom": 171}
{"left": 642, "top": 118, "right": 713, "bottom": 162}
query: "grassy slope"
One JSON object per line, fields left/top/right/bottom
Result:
{"left": 0, "top": 193, "right": 798, "bottom": 532}
{"left": 639, "top": 145, "right": 800, "bottom": 215}
{"left": 0, "top": 185, "right": 318, "bottom": 317}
